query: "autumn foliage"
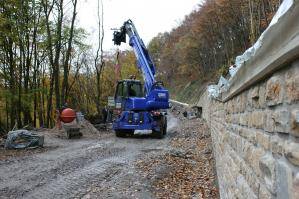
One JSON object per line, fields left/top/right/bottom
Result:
{"left": 148, "top": 0, "right": 281, "bottom": 101}
{"left": 0, "top": 0, "right": 282, "bottom": 131}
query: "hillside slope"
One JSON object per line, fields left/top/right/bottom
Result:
{"left": 148, "top": 0, "right": 281, "bottom": 104}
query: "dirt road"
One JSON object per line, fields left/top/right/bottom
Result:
{"left": 0, "top": 113, "right": 218, "bottom": 199}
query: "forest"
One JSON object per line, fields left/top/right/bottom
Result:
{"left": 0, "top": 0, "right": 281, "bottom": 132}
{"left": 147, "top": 0, "right": 281, "bottom": 102}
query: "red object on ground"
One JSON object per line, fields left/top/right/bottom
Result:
{"left": 60, "top": 108, "right": 76, "bottom": 123}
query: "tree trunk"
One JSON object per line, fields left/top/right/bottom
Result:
{"left": 62, "top": 0, "right": 77, "bottom": 104}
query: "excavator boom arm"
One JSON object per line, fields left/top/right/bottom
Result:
{"left": 113, "top": 20, "right": 156, "bottom": 95}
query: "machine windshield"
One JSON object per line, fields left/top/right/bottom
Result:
{"left": 115, "top": 81, "right": 143, "bottom": 98}
{"left": 128, "top": 82, "right": 143, "bottom": 97}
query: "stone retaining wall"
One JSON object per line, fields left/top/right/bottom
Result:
{"left": 198, "top": 61, "right": 299, "bottom": 198}
{"left": 196, "top": 2, "right": 299, "bottom": 198}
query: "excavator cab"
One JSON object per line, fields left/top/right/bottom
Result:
{"left": 113, "top": 79, "right": 167, "bottom": 138}
{"left": 115, "top": 80, "right": 143, "bottom": 98}
{"left": 114, "top": 80, "right": 144, "bottom": 109}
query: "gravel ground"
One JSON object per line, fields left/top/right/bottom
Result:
{"left": 135, "top": 115, "right": 219, "bottom": 199}
{"left": 0, "top": 110, "right": 218, "bottom": 199}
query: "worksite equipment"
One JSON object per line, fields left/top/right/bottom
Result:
{"left": 60, "top": 108, "right": 76, "bottom": 123}
{"left": 112, "top": 20, "right": 170, "bottom": 138}
{"left": 56, "top": 108, "right": 82, "bottom": 139}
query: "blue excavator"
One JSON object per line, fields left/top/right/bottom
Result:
{"left": 112, "top": 20, "right": 170, "bottom": 138}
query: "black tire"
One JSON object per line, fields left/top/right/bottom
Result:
{"left": 115, "top": 130, "right": 126, "bottom": 137}
{"left": 163, "top": 117, "right": 167, "bottom": 135}
{"left": 115, "top": 130, "right": 134, "bottom": 137}
{"left": 127, "top": 130, "right": 135, "bottom": 137}
{"left": 152, "top": 129, "right": 164, "bottom": 139}
{"left": 152, "top": 116, "right": 167, "bottom": 139}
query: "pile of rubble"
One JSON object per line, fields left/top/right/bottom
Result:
{"left": 53, "top": 118, "right": 101, "bottom": 138}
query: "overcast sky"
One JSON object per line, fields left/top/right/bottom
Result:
{"left": 76, "top": 0, "right": 200, "bottom": 51}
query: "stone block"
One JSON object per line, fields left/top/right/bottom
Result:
{"left": 272, "top": 109, "right": 290, "bottom": 134}
{"left": 276, "top": 161, "right": 292, "bottom": 199}
{"left": 259, "top": 83, "right": 267, "bottom": 108}
{"left": 228, "top": 99, "right": 234, "bottom": 113}
{"left": 251, "top": 147, "right": 265, "bottom": 177}
{"left": 285, "top": 142, "right": 299, "bottom": 166}
{"left": 285, "top": 63, "right": 299, "bottom": 103}
{"left": 259, "top": 184, "right": 273, "bottom": 199}
{"left": 244, "top": 145, "right": 254, "bottom": 163}
{"left": 247, "top": 173, "right": 260, "bottom": 196}
{"left": 250, "top": 86, "right": 259, "bottom": 100}
{"left": 235, "top": 135, "right": 242, "bottom": 154}
{"left": 265, "top": 75, "right": 284, "bottom": 107}
{"left": 290, "top": 109, "right": 299, "bottom": 137}
{"left": 240, "top": 113, "right": 248, "bottom": 126}
{"left": 240, "top": 92, "right": 247, "bottom": 112}
{"left": 225, "top": 113, "right": 231, "bottom": 123}
{"left": 248, "top": 86, "right": 260, "bottom": 108}
{"left": 256, "top": 131, "right": 270, "bottom": 150}
{"left": 239, "top": 127, "right": 256, "bottom": 144}
{"left": 270, "top": 135, "right": 285, "bottom": 155}
{"left": 293, "top": 172, "right": 299, "bottom": 199}
{"left": 249, "top": 111, "right": 265, "bottom": 129}
{"left": 237, "top": 175, "right": 258, "bottom": 199}
{"left": 239, "top": 160, "right": 260, "bottom": 196}
{"left": 234, "top": 114, "right": 241, "bottom": 124}
{"left": 240, "top": 139, "right": 252, "bottom": 159}
{"left": 232, "top": 98, "right": 237, "bottom": 113}
{"left": 259, "top": 154, "right": 277, "bottom": 194}
{"left": 236, "top": 95, "right": 241, "bottom": 113}
{"left": 265, "top": 110, "right": 275, "bottom": 133}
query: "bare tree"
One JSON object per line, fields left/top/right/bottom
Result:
{"left": 94, "top": 0, "right": 104, "bottom": 114}
{"left": 61, "top": 0, "right": 78, "bottom": 105}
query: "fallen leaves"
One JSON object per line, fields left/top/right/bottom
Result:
{"left": 135, "top": 117, "right": 219, "bottom": 199}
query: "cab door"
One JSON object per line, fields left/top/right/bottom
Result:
{"left": 114, "top": 82, "right": 128, "bottom": 110}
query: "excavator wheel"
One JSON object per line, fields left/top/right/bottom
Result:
{"left": 115, "top": 130, "right": 134, "bottom": 138}
{"left": 163, "top": 117, "right": 167, "bottom": 135}
{"left": 115, "top": 130, "right": 125, "bottom": 137}
{"left": 152, "top": 116, "right": 167, "bottom": 139}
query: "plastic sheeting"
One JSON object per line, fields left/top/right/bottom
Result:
{"left": 229, "top": 65, "right": 238, "bottom": 77}
{"left": 207, "top": 85, "right": 220, "bottom": 99}
{"left": 218, "top": 76, "right": 229, "bottom": 89}
{"left": 5, "top": 130, "right": 44, "bottom": 149}
{"left": 234, "top": 0, "right": 294, "bottom": 70}
{"left": 207, "top": 76, "right": 229, "bottom": 99}
{"left": 269, "top": 0, "right": 293, "bottom": 26}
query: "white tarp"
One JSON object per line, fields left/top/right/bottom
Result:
{"left": 218, "top": 76, "right": 229, "bottom": 89}
{"left": 270, "top": 0, "right": 294, "bottom": 26}
{"left": 229, "top": 65, "right": 238, "bottom": 77}
{"left": 235, "top": 0, "right": 294, "bottom": 70}
{"left": 207, "top": 76, "right": 229, "bottom": 99}
{"left": 207, "top": 85, "right": 220, "bottom": 99}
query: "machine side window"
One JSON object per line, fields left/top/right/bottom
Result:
{"left": 128, "top": 83, "right": 143, "bottom": 97}
{"left": 116, "top": 82, "right": 124, "bottom": 97}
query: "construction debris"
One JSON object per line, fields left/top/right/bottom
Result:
{"left": 4, "top": 130, "right": 44, "bottom": 149}
{"left": 63, "top": 125, "right": 82, "bottom": 139}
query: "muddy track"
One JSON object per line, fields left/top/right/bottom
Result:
{"left": 0, "top": 113, "right": 218, "bottom": 199}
